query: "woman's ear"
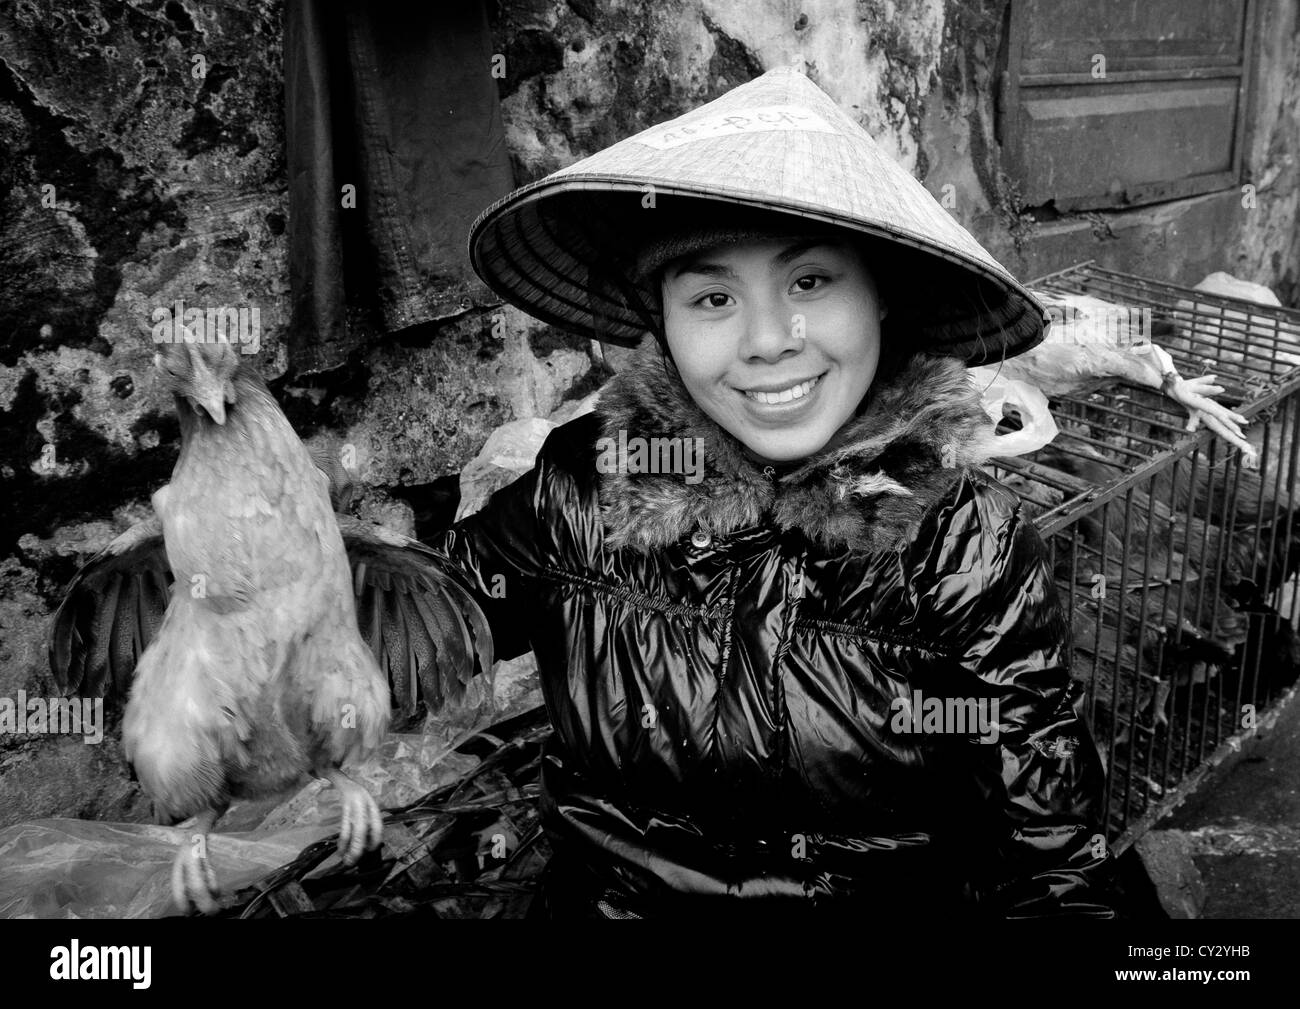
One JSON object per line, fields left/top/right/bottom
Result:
{"left": 880, "top": 300, "right": 889, "bottom": 321}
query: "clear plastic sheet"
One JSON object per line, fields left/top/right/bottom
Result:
{"left": 0, "top": 729, "right": 483, "bottom": 919}
{"left": 0, "top": 818, "right": 336, "bottom": 919}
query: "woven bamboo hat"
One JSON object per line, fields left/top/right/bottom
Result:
{"left": 469, "top": 65, "right": 1047, "bottom": 366}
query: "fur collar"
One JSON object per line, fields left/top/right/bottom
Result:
{"left": 595, "top": 338, "right": 999, "bottom": 555}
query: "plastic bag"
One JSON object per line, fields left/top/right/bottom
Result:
{"left": 0, "top": 818, "right": 337, "bottom": 919}
{"left": 974, "top": 373, "right": 1059, "bottom": 457}
{"left": 455, "top": 391, "right": 604, "bottom": 521}
{"left": 0, "top": 727, "right": 485, "bottom": 919}
{"left": 1174, "top": 271, "right": 1300, "bottom": 369}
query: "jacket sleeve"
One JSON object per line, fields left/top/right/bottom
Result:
{"left": 954, "top": 490, "right": 1120, "bottom": 918}
{"left": 420, "top": 425, "right": 577, "bottom": 664}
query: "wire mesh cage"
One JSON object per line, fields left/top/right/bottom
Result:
{"left": 982, "top": 261, "right": 1300, "bottom": 851}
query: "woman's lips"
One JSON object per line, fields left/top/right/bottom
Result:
{"left": 740, "top": 373, "right": 824, "bottom": 404}
{"left": 737, "top": 372, "right": 826, "bottom": 418}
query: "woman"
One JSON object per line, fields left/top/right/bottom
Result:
{"left": 432, "top": 67, "right": 1118, "bottom": 918}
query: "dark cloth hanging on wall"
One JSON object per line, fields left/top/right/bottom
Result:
{"left": 283, "top": 0, "right": 516, "bottom": 374}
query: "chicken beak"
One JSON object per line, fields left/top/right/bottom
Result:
{"left": 188, "top": 372, "right": 228, "bottom": 424}
{"left": 186, "top": 350, "right": 230, "bottom": 425}
{"left": 199, "top": 392, "right": 227, "bottom": 425}
{"left": 187, "top": 393, "right": 226, "bottom": 424}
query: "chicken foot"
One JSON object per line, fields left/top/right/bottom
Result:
{"left": 1079, "top": 342, "right": 1258, "bottom": 464}
{"left": 169, "top": 771, "right": 380, "bottom": 914}
{"left": 171, "top": 805, "right": 227, "bottom": 915}
{"left": 322, "top": 766, "right": 384, "bottom": 866}
{"left": 1166, "top": 374, "right": 1258, "bottom": 465}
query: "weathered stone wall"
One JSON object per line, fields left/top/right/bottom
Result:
{"left": 1235, "top": 0, "right": 1300, "bottom": 302}
{"left": 1, "top": 0, "right": 1297, "bottom": 829}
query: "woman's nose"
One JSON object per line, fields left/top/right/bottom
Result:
{"left": 740, "top": 298, "right": 803, "bottom": 362}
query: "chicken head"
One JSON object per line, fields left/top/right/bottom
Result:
{"left": 153, "top": 333, "right": 241, "bottom": 426}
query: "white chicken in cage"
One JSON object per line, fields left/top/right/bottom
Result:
{"left": 971, "top": 287, "right": 1258, "bottom": 465}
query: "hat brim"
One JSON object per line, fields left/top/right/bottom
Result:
{"left": 469, "top": 181, "right": 1047, "bottom": 367}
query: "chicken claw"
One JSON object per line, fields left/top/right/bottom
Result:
{"left": 324, "top": 768, "right": 384, "bottom": 866}
{"left": 1169, "top": 374, "right": 1258, "bottom": 465}
{"left": 171, "top": 809, "right": 223, "bottom": 915}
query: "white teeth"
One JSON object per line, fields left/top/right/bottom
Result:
{"left": 744, "top": 375, "right": 821, "bottom": 405}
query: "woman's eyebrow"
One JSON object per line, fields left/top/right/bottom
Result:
{"left": 671, "top": 260, "right": 737, "bottom": 281}
{"left": 772, "top": 239, "right": 837, "bottom": 267}
{"left": 669, "top": 239, "right": 841, "bottom": 282}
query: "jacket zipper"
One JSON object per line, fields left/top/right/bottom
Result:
{"left": 711, "top": 465, "right": 774, "bottom": 767}
{"left": 709, "top": 563, "right": 740, "bottom": 769}
{"left": 772, "top": 550, "right": 806, "bottom": 782}
{"left": 715, "top": 564, "right": 739, "bottom": 686}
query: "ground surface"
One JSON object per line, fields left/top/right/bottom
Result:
{"left": 1163, "top": 690, "right": 1300, "bottom": 918}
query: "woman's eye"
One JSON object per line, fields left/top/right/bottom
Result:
{"left": 693, "top": 292, "right": 733, "bottom": 309}
{"left": 791, "top": 274, "right": 828, "bottom": 294}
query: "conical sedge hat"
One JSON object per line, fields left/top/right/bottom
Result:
{"left": 469, "top": 66, "right": 1047, "bottom": 365}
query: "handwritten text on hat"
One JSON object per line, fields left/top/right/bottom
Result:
{"left": 633, "top": 105, "right": 837, "bottom": 151}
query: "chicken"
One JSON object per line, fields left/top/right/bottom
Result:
{"left": 48, "top": 334, "right": 494, "bottom": 914}
{"left": 971, "top": 288, "right": 1257, "bottom": 463}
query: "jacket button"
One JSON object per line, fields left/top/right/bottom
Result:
{"left": 690, "top": 529, "right": 712, "bottom": 549}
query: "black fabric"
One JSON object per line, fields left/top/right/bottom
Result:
{"left": 421, "top": 349, "right": 1122, "bottom": 918}
{"left": 283, "top": 0, "right": 515, "bottom": 373}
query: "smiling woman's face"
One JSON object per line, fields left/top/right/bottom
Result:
{"left": 661, "top": 236, "right": 886, "bottom": 465}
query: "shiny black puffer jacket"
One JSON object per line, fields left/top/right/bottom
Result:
{"left": 428, "top": 340, "right": 1119, "bottom": 918}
